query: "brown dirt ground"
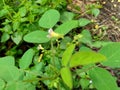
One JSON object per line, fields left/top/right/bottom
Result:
{"left": 67, "top": 0, "right": 120, "bottom": 42}
{"left": 99, "top": 0, "right": 120, "bottom": 41}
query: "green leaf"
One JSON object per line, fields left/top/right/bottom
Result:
{"left": 55, "top": 20, "right": 78, "bottom": 35}
{"left": 70, "top": 51, "right": 106, "bottom": 67}
{"left": 39, "top": 9, "right": 60, "bottom": 28}
{"left": 89, "top": 67, "right": 119, "bottom": 90}
{"left": 91, "top": 8, "right": 100, "bottom": 17}
{"left": 5, "top": 81, "right": 26, "bottom": 90}
{"left": 0, "top": 56, "right": 15, "bottom": 66}
{"left": 36, "top": 0, "right": 47, "bottom": 5}
{"left": 79, "top": 18, "right": 91, "bottom": 27}
{"left": 31, "top": 62, "right": 45, "bottom": 75}
{"left": 91, "top": 41, "right": 113, "bottom": 48}
{"left": 5, "top": 81, "right": 36, "bottom": 90}
{"left": 0, "top": 65, "right": 21, "bottom": 82}
{"left": 13, "top": 21, "right": 20, "bottom": 31}
{"left": 80, "top": 78, "right": 90, "bottom": 90}
{"left": 79, "top": 46, "right": 92, "bottom": 51}
{"left": 11, "top": 32, "right": 23, "bottom": 45}
{"left": 60, "top": 36, "right": 72, "bottom": 49}
{"left": 60, "top": 11, "right": 75, "bottom": 23}
{"left": 50, "top": 57, "right": 61, "bottom": 70}
{"left": 62, "top": 44, "right": 75, "bottom": 66}
{"left": 80, "top": 30, "right": 92, "bottom": 45}
{"left": 0, "top": 78, "right": 5, "bottom": 90}
{"left": 1, "top": 32, "right": 10, "bottom": 42}
{"left": 19, "top": 49, "right": 34, "bottom": 69}
{"left": 23, "top": 30, "right": 50, "bottom": 43}
{"left": 3, "top": 24, "right": 12, "bottom": 34}
{"left": 19, "top": 6, "right": 26, "bottom": 17}
{"left": 25, "top": 83, "right": 36, "bottom": 90}
{"left": 0, "top": 9, "right": 8, "bottom": 17}
{"left": 99, "top": 42, "right": 120, "bottom": 68}
{"left": 60, "top": 67, "right": 73, "bottom": 89}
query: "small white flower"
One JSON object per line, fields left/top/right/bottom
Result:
{"left": 89, "top": 80, "right": 92, "bottom": 84}
{"left": 37, "top": 44, "right": 44, "bottom": 50}
{"left": 47, "top": 28, "right": 54, "bottom": 38}
{"left": 48, "top": 28, "right": 53, "bottom": 33}
{"left": 47, "top": 28, "right": 63, "bottom": 38}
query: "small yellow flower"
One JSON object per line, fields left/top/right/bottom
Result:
{"left": 118, "top": 0, "right": 120, "bottom": 2}
{"left": 95, "top": 24, "right": 99, "bottom": 29}
{"left": 47, "top": 28, "right": 63, "bottom": 38}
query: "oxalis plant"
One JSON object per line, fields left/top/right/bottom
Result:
{"left": 0, "top": 9, "right": 120, "bottom": 90}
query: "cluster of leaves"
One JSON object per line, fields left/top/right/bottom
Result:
{"left": 0, "top": 0, "right": 120, "bottom": 90}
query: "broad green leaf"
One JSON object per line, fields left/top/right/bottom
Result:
{"left": 11, "top": 32, "right": 23, "bottom": 45}
{"left": 5, "top": 81, "right": 26, "bottom": 90}
{"left": 99, "top": 42, "right": 120, "bottom": 68}
{"left": 0, "top": 56, "right": 15, "bottom": 66}
{"left": 79, "top": 18, "right": 91, "bottom": 27}
{"left": 1, "top": 32, "right": 10, "bottom": 42}
{"left": 23, "top": 30, "right": 50, "bottom": 43}
{"left": 89, "top": 67, "right": 119, "bottom": 90}
{"left": 19, "top": 49, "right": 34, "bottom": 69}
{"left": 60, "top": 67, "right": 73, "bottom": 89}
{"left": 55, "top": 20, "right": 78, "bottom": 35}
{"left": 5, "top": 81, "right": 36, "bottom": 90}
{"left": 39, "top": 9, "right": 60, "bottom": 28}
{"left": 62, "top": 44, "right": 75, "bottom": 66}
{"left": 80, "top": 30, "right": 92, "bottom": 45}
{"left": 91, "top": 8, "right": 100, "bottom": 17}
{"left": 60, "top": 11, "right": 75, "bottom": 23}
{"left": 0, "top": 78, "right": 5, "bottom": 90}
{"left": 70, "top": 51, "right": 106, "bottom": 67}
{"left": 0, "top": 65, "right": 21, "bottom": 82}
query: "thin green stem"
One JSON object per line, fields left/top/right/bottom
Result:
{"left": 23, "top": 77, "right": 54, "bottom": 82}
{"left": 23, "top": 73, "right": 60, "bottom": 83}
{"left": 51, "top": 39, "right": 55, "bottom": 66}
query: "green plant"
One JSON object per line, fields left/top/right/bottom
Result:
{"left": 0, "top": 1, "right": 120, "bottom": 90}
